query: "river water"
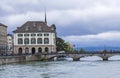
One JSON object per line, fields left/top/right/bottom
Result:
{"left": 0, "top": 56, "right": 120, "bottom": 78}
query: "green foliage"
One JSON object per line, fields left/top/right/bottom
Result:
{"left": 56, "top": 37, "right": 65, "bottom": 51}
{"left": 63, "top": 42, "right": 74, "bottom": 52}
{"left": 56, "top": 37, "right": 73, "bottom": 52}
{"left": 79, "top": 48, "right": 86, "bottom": 52}
{"left": 103, "top": 49, "right": 107, "bottom": 53}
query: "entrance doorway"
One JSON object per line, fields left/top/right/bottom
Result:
{"left": 45, "top": 47, "right": 49, "bottom": 53}
{"left": 38, "top": 47, "right": 42, "bottom": 53}
{"left": 18, "top": 48, "right": 22, "bottom": 54}
{"left": 25, "top": 48, "right": 29, "bottom": 54}
{"left": 32, "top": 47, "right": 35, "bottom": 54}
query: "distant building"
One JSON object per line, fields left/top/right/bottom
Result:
{"left": 13, "top": 21, "right": 56, "bottom": 54}
{"left": 7, "top": 34, "right": 13, "bottom": 54}
{"left": 0, "top": 23, "right": 7, "bottom": 55}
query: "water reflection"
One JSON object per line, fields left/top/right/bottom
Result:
{"left": 41, "top": 73, "right": 50, "bottom": 78}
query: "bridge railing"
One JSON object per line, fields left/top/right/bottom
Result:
{"left": 44, "top": 51, "right": 120, "bottom": 55}
{"left": 1, "top": 50, "right": 120, "bottom": 57}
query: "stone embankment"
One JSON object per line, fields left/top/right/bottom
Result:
{"left": 0, "top": 55, "right": 42, "bottom": 64}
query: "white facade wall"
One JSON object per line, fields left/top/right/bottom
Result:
{"left": 7, "top": 35, "right": 13, "bottom": 53}
{"left": 14, "top": 32, "right": 56, "bottom": 45}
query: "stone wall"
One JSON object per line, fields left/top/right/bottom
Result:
{"left": 0, "top": 55, "right": 42, "bottom": 65}
{"left": 14, "top": 45, "right": 56, "bottom": 54}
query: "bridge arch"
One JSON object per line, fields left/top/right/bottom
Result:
{"left": 109, "top": 55, "right": 120, "bottom": 60}
{"left": 80, "top": 56, "right": 102, "bottom": 61}
{"left": 48, "top": 55, "right": 67, "bottom": 61}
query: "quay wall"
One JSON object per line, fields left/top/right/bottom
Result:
{"left": 0, "top": 55, "right": 42, "bottom": 64}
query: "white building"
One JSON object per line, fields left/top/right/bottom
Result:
{"left": 7, "top": 34, "right": 13, "bottom": 54}
{"left": 13, "top": 21, "right": 56, "bottom": 54}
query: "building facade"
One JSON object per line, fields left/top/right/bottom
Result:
{"left": 0, "top": 23, "right": 7, "bottom": 55}
{"left": 13, "top": 21, "right": 56, "bottom": 54}
{"left": 7, "top": 34, "right": 13, "bottom": 54}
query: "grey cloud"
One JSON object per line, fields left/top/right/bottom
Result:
{"left": 57, "top": 16, "right": 120, "bottom": 36}
{"left": 63, "top": 31, "right": 120, "bottom": 47}
{"left": 0, "top": 0, "right": 117, "bottom": 16}
{"left": 0, "top": 0, "right": 120, "bottom": 36}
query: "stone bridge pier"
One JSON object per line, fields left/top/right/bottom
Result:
{"left": 102, "top": 56, "right": 109, "bottom": 61}
{"left": 99, "top": 54, "right": 112, "bottom": 61}
{"left": 70, "top": 54, "right": 85, "bottom": 61}
{"left": 72, "top": 56, "right": 80, "bottom": 61}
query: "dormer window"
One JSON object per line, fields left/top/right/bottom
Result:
{"left": 26, "top": 26, "right": 30, "bottom": 31}
{"left": 51, "top": 27, "right": 54, "bottom": 31}
{"left": 38, "top": 26, "right": 42, "bottom": 31}
{"left": 33, "top": 22, "right": 36, "bottom": 27}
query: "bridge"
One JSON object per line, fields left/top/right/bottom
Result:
{"left": 39, "top": 51, "right": 120, "bottom": 61}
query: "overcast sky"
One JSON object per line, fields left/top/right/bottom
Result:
{"left": 0, "top": 0, "right": 120, "bottom": 47}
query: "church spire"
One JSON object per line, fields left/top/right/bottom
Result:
{"left": 45, "top": 8, "right": 47, "bottom": 24}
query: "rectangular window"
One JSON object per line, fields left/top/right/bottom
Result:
{"left": 24, "top": 34, "right": 29, "bottom": 36}
{"left": 31, "top": 38, "right": 36, "bottom": 44}
{"left": 31, "top": 33, "right": 36, "bottom": 36}
{"left": 37, "top": 33, "right": 42, "bottom": 36}
{"left": 44, "top": 33, "right": 49, "bottom": 36}
{"left": 37, "top": 38, "right": 42, "bottom": 44}
{"left": 44, "top": 38, "right": 49, "bottom": 44}
{"left": 9, "top": 42, "right": 12, "bottom": 44}
{"left": 18, "top": 38, "right": 23, "bottom": 44}
{"left": 24, "top": 38, "right": 29, "bottom": 44}
{"left": 18, "top": 34, "right": 23, "bottom": 37}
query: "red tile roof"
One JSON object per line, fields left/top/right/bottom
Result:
{"left": 13, "top": 21, "right": 56, "bottom": 33}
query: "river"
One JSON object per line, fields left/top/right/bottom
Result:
{"left": 0, "top": 56, "right": 120, "bottom": 78}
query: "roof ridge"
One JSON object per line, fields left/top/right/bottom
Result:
{"left": 0, "top": 23, "right": 7, "bottom": 27}
{"left": 27, "top": 21, "right": 45, "bottom": 22}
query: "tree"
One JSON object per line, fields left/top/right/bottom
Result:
{"left": 56, "top": 37, "right": 73, "bottom": 52}
{"left": 103, "top": 49, "right": 107, "bottom": 53}
{"left": 63, "top": 42, "right": 73, "bottom": 52}
{"left": 56, "top": 37, "right": 65, "bottom": 51}
{"left": 79, "top": 48, "right": 86, "bottom": 52}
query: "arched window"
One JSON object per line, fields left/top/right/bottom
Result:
{"left": 37, "top": 38, "right": 42, "bottom": 44}
{"left": 44, "top": 38, "right": 49, "bottom": 44}
{"left": 31, "top": 38, "right": 36, "bottom": 44}
{"left": 18, "top": 48, "right": 22, "bottom": 54}
{"left": 45, "top": 47, "right": 49, "bottom": 53}
{"left": 25, "top": 47, "right": 29, "bottom": 54}
{"left": 31, "top": 47, "right": 36, "bottom": 54}
{"left": 38, "top": 47, "right": 42, "bottom": 53}
{"left": 18, "top": 38, "right": 23, "bottom": 44}
{"left": 24, "top": 38, "right": 29, "bottom": 44}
